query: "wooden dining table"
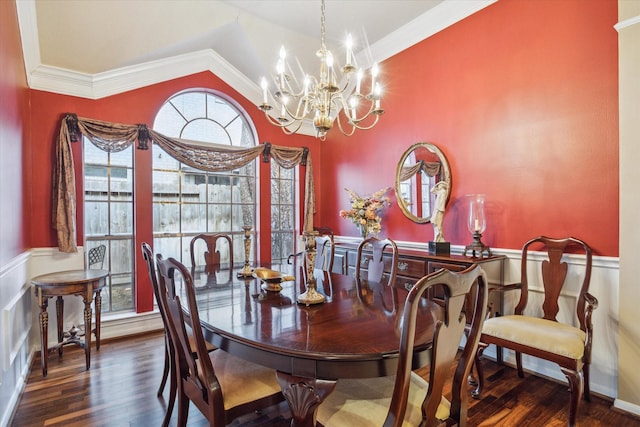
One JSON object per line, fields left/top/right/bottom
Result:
{"left": 184, "top": 264, "right": 437, "bottom": 427}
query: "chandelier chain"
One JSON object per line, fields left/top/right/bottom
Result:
{"left": 320, "top": 0, "right": 326, "bottom": 49}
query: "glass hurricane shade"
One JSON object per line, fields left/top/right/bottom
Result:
{"left": 467, "top": 194, "right": 486, "bottom": 234}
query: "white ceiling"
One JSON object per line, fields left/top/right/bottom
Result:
{"left": 17, "top": 0, "right": 497, "bottom": 125}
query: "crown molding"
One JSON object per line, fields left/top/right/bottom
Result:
{"left": 615, "top": 14, "right": 640, "bottom": 32}
{"left": 370, "top": 0, "right": 498, "bottom": 62}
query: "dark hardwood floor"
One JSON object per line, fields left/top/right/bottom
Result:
{"left": 10, "top": 331, "right": 639, "bottom": 426}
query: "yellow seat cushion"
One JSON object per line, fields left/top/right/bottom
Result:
{"left": 200, "top": 350, "right": 282, "bottom": 410}
{"left": 482, "top": 315, "right": 586, "bottom": 359}
{"left": 315, "top": 372, "right": 450, "bottom": 426}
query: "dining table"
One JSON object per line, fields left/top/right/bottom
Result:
{"left": 184, "top": 263, "right": 438, "bottom": 427}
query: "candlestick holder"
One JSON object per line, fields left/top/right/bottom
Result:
{"left": 237, "top": 225, "right": 254, "bottom": 278}
{"left": 463, "top": 194, "right": 492, "bottom": 258}
{"left": 297, "top": 231, "right": 325, "bottom": 305}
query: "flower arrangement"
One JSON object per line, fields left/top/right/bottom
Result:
{"left": 339, "top": 187, "right": 392, "bottom": 238}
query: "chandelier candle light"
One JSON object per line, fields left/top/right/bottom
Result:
{"left": 258, "top": 0, "right": 384, "bottom": 140}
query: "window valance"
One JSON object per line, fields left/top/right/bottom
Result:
{"left": 398, "top": 160, "right": 441, "bottom": 182}
{"left": 54, "top": 113, "right": 315, "bottom": 253}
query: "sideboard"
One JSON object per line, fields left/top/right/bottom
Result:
{"left": 332, "top": 243, "right": 508, "bottom": 330}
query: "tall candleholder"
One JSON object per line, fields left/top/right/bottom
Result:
{"left": 297, "top": 231, "right": 325, "bottom": 305}
{"left": 463, "top": 194, "right": 492, "bottom": 258}
{"left": 237, "top": 225, "right": 254, "bottom": 278}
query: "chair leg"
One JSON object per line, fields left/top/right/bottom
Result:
{"left": 583, "top": 363, "right": 591, "bottom": 402}
{"left": 163, "top": 346, "right": 178, "bottom": 427}
{"left": 472, "top": 343, "right": 488, "bottom": 399}
{"left": 157, "top": 338, "right": 170, "bottom": 397}
{"left": 177, "top": 392, "right": 190, "bottom": 427}
{"left": 560, "top": 367, "right": 583, "bottom": 427}
{"left": 515, "top": 351, "right": 524, "bottom": 377}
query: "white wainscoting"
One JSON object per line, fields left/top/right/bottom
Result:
{"left": 0, "top": 252, "right": 31, "bottom": 427}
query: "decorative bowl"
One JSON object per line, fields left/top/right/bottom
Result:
{"left": 252, "top": 267, "right": 295, "bottom": 292}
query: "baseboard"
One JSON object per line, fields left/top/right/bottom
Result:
{"left": 98, "top": 310, "right": 164, "bottom": 341}
{"left": 1, "top": 351, "right": 34, "bottom": 427}
{"left": 613, "top": 398, "right": 640, "bottom": 418}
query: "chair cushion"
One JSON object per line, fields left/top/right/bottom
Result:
{"left": 315, "top": 372, "right": 450, "bottom": 426}
{"left": 188, "top": 334, "right": 217, "bottom": 353}
{"left": 208, "top": 350, "right": 282, "bottom": 410}
{"left": 482, "top": 315, "right": 586, "bottom": 359}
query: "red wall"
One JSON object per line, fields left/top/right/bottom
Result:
{"left": 0, "top": 0, "right": 29, "bottom": 266}
{"left": 22, "top": 0, "right": 619, "bottom": 260}
{"left": 320, "top": 0, "right": 619, "bottom": 256}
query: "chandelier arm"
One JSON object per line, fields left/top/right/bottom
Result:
{"left": 349, "top": 114, "right": 381, "bottom": 131}
{"left": 281, "top": 120, "right": 305, "bottom": 135}
{"left": 283, "top": 99, "right": 310, "bottom": 122}
{"left": 335, "top": 114, "right": 357, "bottom": 137}
{"left": 261, "top": 110, "right": 304, "bottom": 135}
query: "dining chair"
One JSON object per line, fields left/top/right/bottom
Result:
{"left": 356, "top": 236, "right": 399, "bottom": 287}
{"left": 316, "top": 264, "right": 489, "bottom": 427}
{"left": 189, "top": 233, "right": 234, "bottom": 271}
{"left": 87, "top": 244, "right": 106, "bottom": 269}
{"left": 155, "top": 254, "right": 285, "bottom": 427}
{"left": 288, "top": 227, "right": 335, "bottom": 272}
{"left": 141, "top": 243, "right": 216, "bottom": 427}
{"left": 472, "top": 236, "right": 596, "bottom": 427}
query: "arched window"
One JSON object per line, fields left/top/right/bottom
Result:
{"left": 151, "top": 89, "right": 258, "bottom": 265}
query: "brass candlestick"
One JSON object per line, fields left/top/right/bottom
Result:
{"left": 237, "top": 225, "right": 254, "bottom": 278}
{"left": 297, "top": 231, "right": 325, "bottom": 305}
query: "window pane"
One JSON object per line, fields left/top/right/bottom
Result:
{"left": 85, "top": 202, "right": 109, "bottom": 236}
{"left": 182, "top": 118, "right": 230, "bottom": 145}
{"left": 110, "top": 148, "right": 133, "bottom": 167}
{"left": 110, "top": 203, "right": 133, "bottom": 234}
{"left": 153, "top": 146, "right": 180, "bottom": 170}
{"left": 153, "top": 171, "right": 180, "bottom": 201}
{"left": 182, "top": 204, "right": 207, "bottom": 232}
{"left": 154, "top": 203, "right": 180, "bottom": 233}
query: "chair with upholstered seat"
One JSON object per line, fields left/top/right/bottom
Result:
{"left": 155, "top": 254, "right": 285, "bottom": 427}
{"left": 141, "top": 243, "right": 216, "bottom": 427}
{"left": 473, "top": 236, "right": 596, "bottom": 427}
{"left": 316, "top": 264, "right": 489, "bottom": 427}
{"left": 356, "top": 236, "right": 399, "bottom": 287}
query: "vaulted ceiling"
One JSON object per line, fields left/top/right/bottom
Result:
{"left": 16, "top": 0, "right": 496, "bottom": 133}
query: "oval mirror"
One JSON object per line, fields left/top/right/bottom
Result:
{"left": 394, "top": 142, "right": 451, "bottom": 224}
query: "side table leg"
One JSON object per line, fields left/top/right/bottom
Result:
{"left": 94, "top": 290, "right": 102, "bottom": 350}
{"left": 40, "top": 299, "right": 49, "bottom": 377}
{"left": 276, "top": 372, "right": 336, "bottom": 427}
{"left": 55, "top": 296, "right": 64, "bottom": 356}
{"left": 83, "top": 296, "right": 93, "bottom": 371}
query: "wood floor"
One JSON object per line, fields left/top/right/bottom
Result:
{"left": 10, "top": 331, "right": 639, "bottom": 427}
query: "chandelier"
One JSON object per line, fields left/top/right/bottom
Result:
{"left": 258, "top": 0, "right": 384, "bottom": 141}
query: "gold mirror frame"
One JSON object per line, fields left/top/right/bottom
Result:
{"left": 394, "top": 142, "right": 452, "bottom": 224}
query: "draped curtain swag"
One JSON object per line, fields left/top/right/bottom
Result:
{"left": 399, "top": 160, "right": 441, "bottom": 182}
{"left": 54, "top": 114, "right": 315, "bottom": 253}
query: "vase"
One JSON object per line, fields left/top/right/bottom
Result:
{"left": 360, "top": 226, "right": 369, "bottom": 240}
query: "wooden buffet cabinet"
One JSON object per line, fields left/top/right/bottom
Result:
{"left": 332, "top": 242, "right": 507, "bottom": 318}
